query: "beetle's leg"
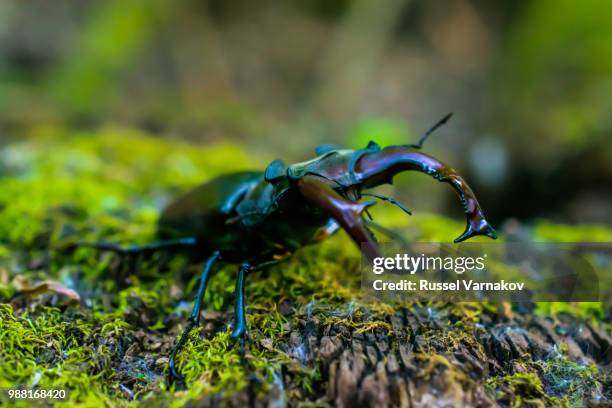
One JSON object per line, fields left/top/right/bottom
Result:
{"left": 79, "top": 237, "right": 197, "bottom": 255}
{"left": 231, "top": 262, "right": 259, "bottom": 408}
{"left": 365, "top": 219, "right": 408, "bottom": 246}
{"left": 80, "top": 238, "right": 198, "bottom": 283}
{"left": 297, "top": 175, "right": 381, "bottom": 260}
{"left": 232, "top": 262, "right": 251, "bottom": 363}
{"left": 168, "top": 250, "right": 221, "bottom": 382}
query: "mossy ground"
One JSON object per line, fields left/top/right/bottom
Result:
{"left": 0, "top": 129, "right": 609, "bottom": 407}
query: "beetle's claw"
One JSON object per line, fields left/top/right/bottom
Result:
{"left": 167, "top": 355, "right": 186, "bottom": 388}
{"left": 356, "top": 199, "right": 377, "bottom": 215}
{"left": 454, "top": 219, "right": 497, "bottom": 243}
{"left": 168, "top": 352, "right": 183, "bottom": 379}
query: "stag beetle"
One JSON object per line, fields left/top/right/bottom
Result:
{"left": 87, "top": 113, "right": 496, "bottom": 381}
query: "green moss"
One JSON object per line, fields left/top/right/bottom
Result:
{"left": 536, "top": 354, "right": 605, "bottom": 406}
{"left": 0, "top": 304, "right": 131, "bottom": 406}
{"left": 0, "top": 129, "right": 609, "bottom": 406}
{"left": 486, "top": 372, "right": 557, "bottom": 407}
{"left": 485, "top": 353, "right": 608, "bottom": 407}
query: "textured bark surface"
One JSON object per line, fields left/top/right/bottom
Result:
{"left": 210, "top": 302, "right": 611, "bottom": 407}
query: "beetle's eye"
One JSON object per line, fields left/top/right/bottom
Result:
{"left": 264, "top": 159, "right": 287, "bottom": 183}
{"left": 366, "top": 140, "right": 381, "bottom": 151}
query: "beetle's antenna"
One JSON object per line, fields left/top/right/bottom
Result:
{"left": 411, "top": 112, "right": 453, "bottom": 149}
{"left": 361, "top": 193, "right": 412, "bottom": 216}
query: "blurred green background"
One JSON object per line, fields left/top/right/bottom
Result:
{"left": 0, "top": 3, "right": 610, "bottom": 405}
{"left": 0, "top": 0, "right": 610, "bottom": 227}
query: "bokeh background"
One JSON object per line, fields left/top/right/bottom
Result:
{"left": 1, "top": 0, "right": 610, "bottom": 227}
